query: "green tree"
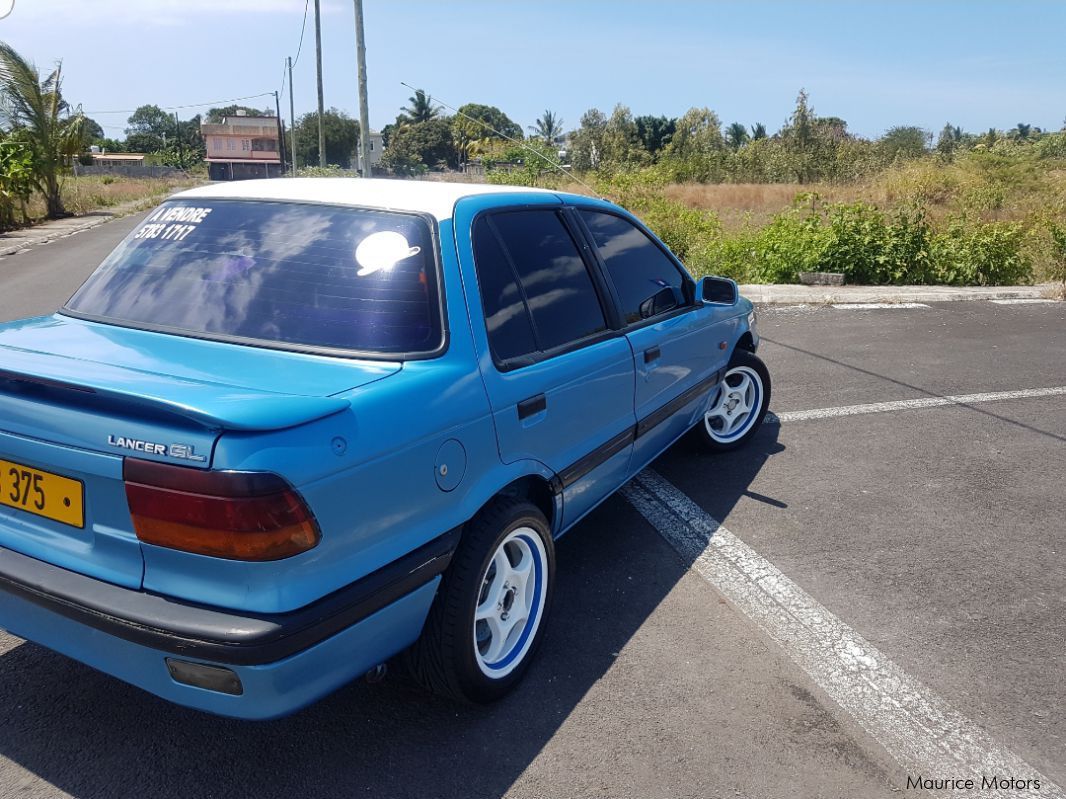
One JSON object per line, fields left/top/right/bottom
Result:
{"left": 455, "top": 103, "right": 521, "bottom": 140}
{"left": 599, "top": 104, "right": 646, "bottom": 169}
{"left": 94, "top": 137, "right": 124, "bottom": 153}
{"left": 780, "top": 89, "right": 817, "bottom": 182}
{"left": 778, "top": 91, "right": 850, "bottom": 182}
{"left": 293, "top": 108, "right": 358, "bottom": 168}
{"left": 452, "top": 103, "right": 521, "bottom": 163}
{"left": 383, "top": 118, "right": 455, "bottom": 172}
{"left": 936, "top": 122, "right": 962, "bottom": 159}
{"left": 879, "top": 125, "right": 930, "bottom": 161}
{"left": 569, "top": 108, "right": 607, "bottom": 170}
{"left": 750, "top": 122, "right": 768, "bottom": 140}
{"left": 725, "top": 121, "right": 749, "bottom": 150}
{"left": 661, "top": 106, "right": 727, "bottom": 181}
{"left": 1009, "top": 122, "right": 1033, "bottom": 141}
{"left": 529, "top": 109, "right": 564, "bottom": 145}
{"left": 667, "top": 106, "right": 725, "bottom": 157}
{"left": 124, "top": 104, "right": 174, "bottom": 152}
{"left": 0, "top": 138, "right": 35, "bottom": 228}
{"left": 634, "top": 115, "right": 675, "bottom": 156}
{"left": 82, "top": 116, "right": 104, "bottom": 145}
{"left": 205, "top": 105, "right": 271, "bottom": 123}
{"left": 0, "top": 43, "right": 85, "bottom": 217}
{"left": 399, "top": 89, "right": 440, "bottom": 124}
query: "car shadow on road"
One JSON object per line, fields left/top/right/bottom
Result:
{"left": 0, "top": 424, "right": 783, "bottom": 799}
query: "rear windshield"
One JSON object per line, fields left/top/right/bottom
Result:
{"left": 64, "top": 200, "right": 442, "bottom": 356}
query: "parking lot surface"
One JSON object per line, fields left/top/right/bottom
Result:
{"left": 0, "top": 218, "right": 1063, "bottom": 798}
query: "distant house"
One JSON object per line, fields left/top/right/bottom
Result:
{"left": 358, "top": 130, "right": 384, "bottom": 176}
{"left": 200, "top": 112, "right": 283, "bottom": 180}
{"left": 90, "top": 152, "right": 145, "bottom": 168}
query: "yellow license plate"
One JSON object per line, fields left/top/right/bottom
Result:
{"left": 0, "top": 458, "right": 84, "bottom": 528}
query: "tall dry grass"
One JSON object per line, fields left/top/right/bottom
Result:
{"left": 24, "top": 175, "right": 204, "bottom": 220}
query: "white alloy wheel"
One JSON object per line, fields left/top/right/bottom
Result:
{"left": 703, "top": 365, "right": 764, "bottom": 444}
{"left": 473, "top": 527, "right": 548, "bottom": 678}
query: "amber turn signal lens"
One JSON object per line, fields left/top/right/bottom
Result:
{"left": 123, "top": 459, "right": 320, "bottom": 561}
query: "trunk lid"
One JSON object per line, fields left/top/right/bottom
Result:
{"left": 0, "top": 314, "right": 398, "bottom": 588}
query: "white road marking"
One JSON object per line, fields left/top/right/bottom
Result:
{"left": 769, "top": 386, "right": 1066, "bottom": 423}
{"left": 990, "top": 299, "right": 1060, "bottom": 305}
{"left": 831, "top": 302, "right": 931, "bottom": 310}
{"left": 623, "top": 470, "right": 1064, "bottom": 799}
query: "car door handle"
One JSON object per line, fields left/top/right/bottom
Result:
{"left": 517, "top": 394, "right": 547, "bottom": 420}
{"left": 644, "top": 346, "right": 661, "bottom": 364}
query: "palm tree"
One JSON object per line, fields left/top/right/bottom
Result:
{"left": 1010, "top": 122, "right": 1032, "bottom": 141}
{"left": 725, "top": 121, "right": 749, "bottom": 150}
{"left": 750, "top": 122, "right": 767, "bottom": 140}
{"left": 0, "top": 43, "right": 84, "bottom": 218}
{"left": 529, "top": 110, "right": 563, "bottom": 146}
{"left": 399, "top": 89, "right": 440, "bottom": 124}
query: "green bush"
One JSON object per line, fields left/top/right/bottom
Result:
{"left": 819, "top": 204, "right": 935, "bottom": 284}
{"left": 932, "top": 221, "right": 1031, "bottom": 285}
{"left": 679, "top": 197, "right": 1031, "bottom": 286}
{"left": 295, "top": 165, "right": 351, "bottom": 178}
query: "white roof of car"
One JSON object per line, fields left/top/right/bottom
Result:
{"left": 174, "top": 178, "right": 574, "bottom": 221}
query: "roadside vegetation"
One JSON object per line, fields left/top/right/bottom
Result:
{"left": 2, "top": 31, "right": 1062, "bottom": 287}
{"left": 0, "top": 42, "right": 204, "bottom": 231}
{"left": 381, "top": 89, "right": 1066, "bottom": 286}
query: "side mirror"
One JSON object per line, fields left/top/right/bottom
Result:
{"left": 639, "top": 285, "right": 683, "bottom": 319}
{"left": 696, "top": 275, "right": 738, "bottom": 305}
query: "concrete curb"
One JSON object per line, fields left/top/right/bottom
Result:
{"left": 0, "top": 214, "right": 118, "bottom": 259}
{"left": 0, "top": 195, "right": 172, "bottom": 260}
{"left": 739, "top": 283, "right": 1058, "bottom": 304}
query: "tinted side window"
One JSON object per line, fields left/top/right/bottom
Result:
{"left": 580, "top": 210, "right": 687, "bottom": 324}
{"left": 490, "top": 211, "right": 607, "bottom": 352}
{"left": 472, "top": 217, "right": 537, "bottom": 362}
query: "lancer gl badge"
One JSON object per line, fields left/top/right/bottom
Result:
{"left": 107, "top": 435, "right": 207, "bottom": 462}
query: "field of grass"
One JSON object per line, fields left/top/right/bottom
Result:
{"left": 546, "top": 154, "right": 1066, "bottom": 287}
{"left": 23, "top": 174, "right": 204, "bottom": 221}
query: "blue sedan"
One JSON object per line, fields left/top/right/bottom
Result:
{"left": 0, "top": 179, "right": 768, "bottom": 718}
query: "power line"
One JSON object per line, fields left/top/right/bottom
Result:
{"left": 85, "top": 92, "right": 276, "bottom": 116}
{"left": 291, "top": 0, "right": 311, "bottom": 69}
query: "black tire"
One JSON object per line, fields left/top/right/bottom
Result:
{"left": 696, "top": 349, "right": 772, "bottom": 451}
{"left": 405, "top": 497, "right": 555, "bottom": 704}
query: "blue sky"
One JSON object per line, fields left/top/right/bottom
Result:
{"left": 3, "top": 0, "right": 1064, "bottom": 139}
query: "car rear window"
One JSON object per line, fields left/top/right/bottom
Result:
{"left": 64, "top": 200, "right": 442, "bottom": 356}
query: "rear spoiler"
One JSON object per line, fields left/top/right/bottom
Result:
{"left": 0, "top": 346, "right": 350, "bottom": 432}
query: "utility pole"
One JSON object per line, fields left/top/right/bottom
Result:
{"left": 274, "top": 90, "right": 285, "bottom": 177}
{"left": 287, "top": 57, "right": 297, "bottom": 176}
{"left": 173, "top": 112, "right": 183, "bottom": 167}
{"left": 353, "top": 0, "right": 371, "bottom": 177}
{"left": 313, "top": 0, "right": 326, "bottom": 167}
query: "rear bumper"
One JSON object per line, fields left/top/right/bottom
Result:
{"left": 0, "top": 531, "right": 456, "bottom": 719}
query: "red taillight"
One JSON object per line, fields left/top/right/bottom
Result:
{"left": 123, "top": 459, "right": 320, "bottom": 561}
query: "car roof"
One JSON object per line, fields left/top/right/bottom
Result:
{"left": 172, "top": 178, "right": 588, "bottom": 221}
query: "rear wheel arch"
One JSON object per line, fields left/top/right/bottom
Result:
{"left": 494, "top": 475, "right": 557, "bottom": 534}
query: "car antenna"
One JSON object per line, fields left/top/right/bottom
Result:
{"left": 399, "top": 82, "right": 606, "bottom": 199}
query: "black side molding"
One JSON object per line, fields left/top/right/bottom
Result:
{"left": 0, "top": 529, "right": 459, "bottom": 666}
{"left": 636, "top": 369, "right": 722, "bottom": 439}
{"left": 556, "top": 426, "right": 636, "bottom": 490}
{"left": 550, "top": 368, "right": 724, "bottom": 494}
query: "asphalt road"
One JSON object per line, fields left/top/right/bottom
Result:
{"left": 0, "top": 217, "right": 1063, "bottom": 798}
